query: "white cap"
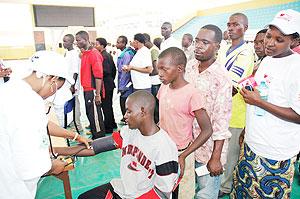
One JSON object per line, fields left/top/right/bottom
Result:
{"left": 268, "top": 9, "right": 300, "bottom": 35}
{"left": 29, "top": 50, "right": 74, "bottom": 85}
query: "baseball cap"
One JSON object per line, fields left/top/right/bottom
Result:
{"left": 268, "top": 9, "right": 300, "bottom": 35}
{"left": 29, "top": 50, "right": 74, "bottom": 85}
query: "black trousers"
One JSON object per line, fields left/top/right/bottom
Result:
{"left": 78, "top": 183, "right": 121, "bottom": 199}
{"left": 84, "top": 91, "right": 105, "bottom": 139}
{"left": 151, "top": 84, "right": 161, "bottom": 124}
{"left": 102, "top": 88, "right": 117, "bottom": 134}
{"left": 119, "top": 96, "right": 127, "bottom": 119}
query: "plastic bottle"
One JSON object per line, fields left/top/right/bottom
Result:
{"left": 255, "top": 81, "right": 268, "bottom": 116}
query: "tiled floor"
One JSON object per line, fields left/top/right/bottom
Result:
{"left": 36, "top": 157, "right": 300, "bottom": 198}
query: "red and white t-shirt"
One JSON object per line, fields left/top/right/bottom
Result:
{"left": 111, "top": 126, "right": 178, "bottom": 198}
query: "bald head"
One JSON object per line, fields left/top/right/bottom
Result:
{"left": 127, "top": 91, "right": 155, "bottom": 115}
{"left": 230, "top": 13, "right": 248, "bottom": 26}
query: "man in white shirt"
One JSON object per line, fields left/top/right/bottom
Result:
{"left": 122, "top": 33, "right": 153, "bottom": 92}
{"left": 63, "top": 34, "right": 83, "bottom": 131}
{"left": 160, "top": 22, "right": 181, "bottom": 52}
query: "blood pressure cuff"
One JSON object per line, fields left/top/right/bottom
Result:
{"left": 92, "top": 132, "right": 123, "bottom": 154}
{"left": 92, "top": 136, "right": 117, "bottom": 154}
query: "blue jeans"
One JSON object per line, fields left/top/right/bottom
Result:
{"left": 195, "top": 161, "right": 221, "bottom": 199}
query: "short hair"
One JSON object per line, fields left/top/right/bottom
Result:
{"left": 256, "top": 29, "right": 267, "bottom": 35}
{"left": 183, "top": 33, "right": 193, "bottom": 42}
{"left": 127, "top": 90, "right": 155, "bottom": 115}
{"left": 64, "top": 34, "right": 74, "bottom": 42}
{"left": 96, "top": 37, "right": 107, "bottom": 48}
{"left": 153, "top": 37, "right": 162, "bottom": 49}
{"left": 201, "top": 24, "right": 223, "bottom": 43}
{"left": 143, "top": 33, "right": 151, "bottom": 42}
{"left": 291, "top": 32, "right": 300, "bottom": 39}
{"left": 134, "top": 33, "right": 146, "bottom": 44}
{"left": 231, "top": 12, "right": 248, "bottom": 25}
{"left": 118, "top": 35, "right": 128, "bottom": 45}
{"left": 158, "top": 47, "right": 187, "bottom": 68}
{"left": 76, "top": 31, "right": 89, "bottom": 40}
{"left": 162, "top": 22, "right": 172, "bottom": 29}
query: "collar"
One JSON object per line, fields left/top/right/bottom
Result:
{"left": 226, "top": 40, "right": 245, "bottom": 56}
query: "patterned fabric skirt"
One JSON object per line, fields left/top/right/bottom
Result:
{"left": 231, "top": 143, "right": 296, "bottom": 199}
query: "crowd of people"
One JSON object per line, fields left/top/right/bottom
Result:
{"left": 0, "top": 8, "right": 300, "bottom": 199}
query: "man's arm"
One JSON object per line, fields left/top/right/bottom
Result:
{"left": 207, "top": 140, "right": 224, "bottom": 176}
{"left": 95, "top": 78, "right": 103, "bottom": 105}
{"left": 240, "top": 87, "right": 300, "bottom": 124}
{"left": 123, "top": 65, "right": 153, "bottom": 74}
{"left": 91, "top": 51, "right": 104, "bottom": 105}
{"left": 70, "top": 73, "right": 78, "bottom": 94}
{"left": 54, "top": 132, "right": 123, "bottom": 156}
{"left": 178, "top": 108, "right": 213, "bottom": 177}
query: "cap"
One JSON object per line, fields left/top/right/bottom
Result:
{"left": 29, "top": 50, "right": 74, "bottom": 85}
{"left": 268, "top": 9, "right": 300, "bottom": 35}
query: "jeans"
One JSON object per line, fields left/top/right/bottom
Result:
{"left": 195, "top": 161, "right": 221, "bottom": 199}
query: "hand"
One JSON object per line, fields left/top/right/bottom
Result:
{"left": 207, "top": 157, "right": 223, "bottom": 176}
{"left": 240, "top": 87, "right": 262, "bottom": 106}
{"left": 95, "top": 95, "right": 102, "bottom": 105}
{"left": 122, "top": 65, "right": 132, "bottom": 72}
{"left": 70, "top": 85, "right": 76, "bottom": 94}
{"left": 50, "top": 159, "right": 67, "bottom": 175}
{"left": 178, "top": 154, "right": 186, "bottom": 178}
{"left": 76, "top": 135, "right": 91, "bottom": 149}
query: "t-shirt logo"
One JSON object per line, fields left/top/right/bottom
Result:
{"left": 127, "top": 161, "right": 140, "bottom": 172}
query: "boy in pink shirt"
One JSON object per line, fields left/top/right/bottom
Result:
{"left": 157, "top": 47, "right": 213, "bottom": 199}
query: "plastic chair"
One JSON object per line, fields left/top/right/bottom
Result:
{"left": 64, "top": 96, "right": 80, "bottom": 146}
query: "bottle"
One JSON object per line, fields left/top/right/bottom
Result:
{"left": 255, "top": 81, "right": 268, "bottom": 116}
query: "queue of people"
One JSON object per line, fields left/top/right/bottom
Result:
{"left": 0, "top": 8, "right": 300, "bottom": 199}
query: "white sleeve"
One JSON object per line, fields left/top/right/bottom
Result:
{"left": 154, "top": 139, "right": 178, "bottom": 193}
{"left": 289, "top": 70, "right": 300, "bottom": 115}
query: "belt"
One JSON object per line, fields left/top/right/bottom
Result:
{"left": 178, "top": 142, "right": 191, "bottom": 152}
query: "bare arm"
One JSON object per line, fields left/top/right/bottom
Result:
{"left": 95, "top": 78, "right": 103, "bottom": 105}
{"left": 178, "top": 108, "right": 212, "bottom": 177}
{"left": 207, "top": 140, "right": 224, "bottom": 176}
{"left": 53, "top": 145, "right": 95, "bottom": 157}
{"left": 150, "top": 60, "right": 158, "bottom": 76}
{"left": 240, "top": 87, "right": 300, "bottom": 124}
{"left": 54, "top": 136, "right": 118, "bottom": 157}
{"left": 124, "top": 65, "right": 153, "bottom": 74}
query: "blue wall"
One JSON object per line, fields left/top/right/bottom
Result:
{"left": 174, "top": 1, "right": 300, "bottom": 38}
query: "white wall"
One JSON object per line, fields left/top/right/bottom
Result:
{"left": 0, "top": 3, "right": 34, "bottom": 47}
